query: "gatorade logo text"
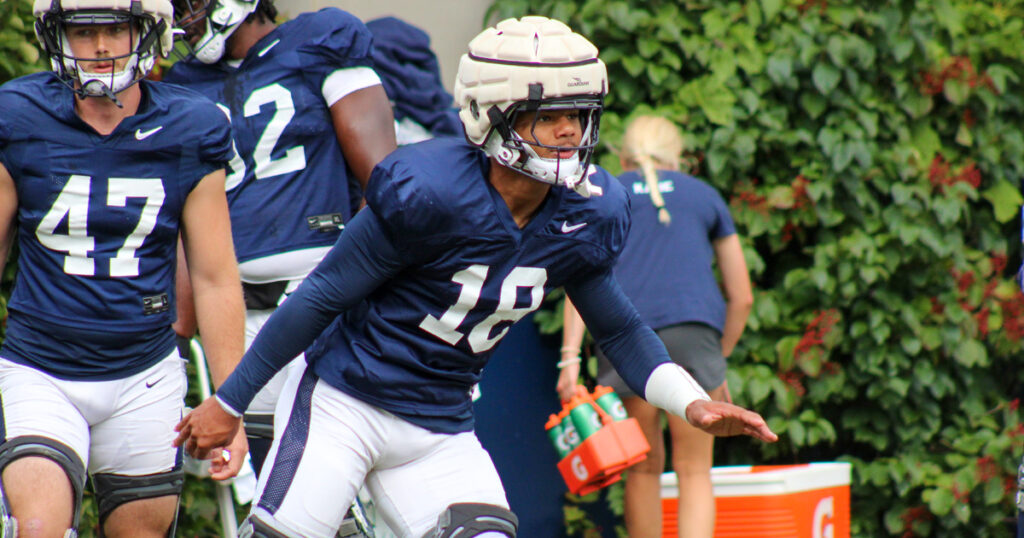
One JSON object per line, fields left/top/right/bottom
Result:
{"left": 812, "top": 496, "right": 834, "bottom": 538}
{"left": 611, "top": 401, "right": 626, "bottom": 420}
{"left": 564, "top": 423, "right": 580, "bottom": 446}
{"left": 571, "top": 455, "right": 589, "bottom": 481}
{"left": 555, "top": 431, "right": 571, "bottom": 453}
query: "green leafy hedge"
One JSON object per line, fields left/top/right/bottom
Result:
{"left": 0, "top": 0, "right": 38, "bottom": 343}
{"left": 0, "top": 2, "right": 242, "bottom": 535}
{"left": 487, "top": 0, "right": 1024, "bottom": 535}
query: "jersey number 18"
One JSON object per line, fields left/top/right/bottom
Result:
{"left": 420, "top": 265, "right": 548, "bottom": 353}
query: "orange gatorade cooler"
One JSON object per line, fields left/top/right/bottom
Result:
{"left": 660, "top": 462, "right": 851, "bottom": 538}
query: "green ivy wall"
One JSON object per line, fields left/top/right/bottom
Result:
{"left": 4, "top": 0, "right": 1024, "bottom": 535}
{"left": 487, "top": 0, "right": 1024, "bottom": 536}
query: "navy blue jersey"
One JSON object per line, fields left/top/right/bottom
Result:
{"left": 307, "top": 139, "right": 627, "bottom": 426}
{"left": 614, "top": 170, "right": 736, "bottom": 332}
{"left": 219, "top": 138, "right": 675, "bottom": 433}
{"left": 0, "top": 73, "right": 231, "bottom": 379}
{"left": 163, "top": 8, "right": 373, "bottom": 265}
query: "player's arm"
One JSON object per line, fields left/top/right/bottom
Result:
{"left": 172, "top": 237, "right": 198, "bottom": 339}
{"left": 557, "top": 298, "right": 586, "bottom": 402}
{"left": 0, "top": 162, "right": 16, "bottom": 274}
{"left": 177, "top": 168, "right": 246, "bottom": 474}
{"left": 714, "top": 233, "right": 753, "bottom": 358}
{"left": 565, "top": 269, "right": 777, "bottom": 442}
{"left": 180, "top": 169, "right": 244, "bottom": 387}
{"left": 175, "top": 207, "right": 408, "bottom": 457}
{"left": 324, "top": 68, "right": 397, "bottom": 189}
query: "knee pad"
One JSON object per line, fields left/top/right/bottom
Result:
{"left": 92, "top": 465, "right": 184, "bottom": 535}
{"left": 237, "top": 514, "right": 292, "bottom": 538}
{"left": 0, "top": 436, "right": 87, "bottom": 534}
{"left": 430, "top": 503, "right": 518, "bottom": 538}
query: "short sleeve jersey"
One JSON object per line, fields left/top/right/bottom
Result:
{"left": 304, "top": 137, "right": 630, "bottom": 432}
{"left": 163, "top": 8, "right": 374, "bottom": 265}
{"left": 0, "top": 74, "right": 231, "bottom": 379}
{"left": 613, "top": 169, "right": 736, "bottom": 332}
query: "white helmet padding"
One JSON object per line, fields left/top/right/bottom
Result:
{"left": 33, "top": 0, "right": 173, "bottom": 103}
{"left": 172, "top": 0, "right": 258, "bottom": 64}
{"left": 454, "top": 16, "right": 608, "bottom": 197}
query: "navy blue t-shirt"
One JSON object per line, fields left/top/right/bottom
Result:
{"left": 614, "top": 169, "right": 736, "bottom": 333}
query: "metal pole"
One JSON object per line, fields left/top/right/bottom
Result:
{"left": 190, "top": 339, "right": 240, "bottom": 538}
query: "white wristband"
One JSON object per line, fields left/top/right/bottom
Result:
{"left": 557, "top": 356, "right": 581, "bottom": 368}
{"left": 214, "top": 395, "right": 243, "bottom": 418}
{"left": 643, "top": 363, "right": 711, "bottom": 424}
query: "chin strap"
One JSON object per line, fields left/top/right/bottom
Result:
{"left": 564, "top": 165, "right": 602, "bottom": 198}
{"left": 78, "top": 79, "right": 123, "bottom": 107}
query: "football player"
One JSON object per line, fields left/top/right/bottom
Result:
{"left": 174, "top": 16, "right": 778, "bottom": 538}
{"left": 0, "top": 0, "right": 246, "bottom": 536}
{"left": 163, "top": 0, "right": 397, "bottom": 476}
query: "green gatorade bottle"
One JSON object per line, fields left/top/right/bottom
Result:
{"left": 593, "top": 385, "right": 628, "bottom": 422}
{"left": 545, "top": 413, "right": 571, "bottom": 458}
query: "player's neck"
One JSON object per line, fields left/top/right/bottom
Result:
{"left": 227, "top": 18, "right": 278, "bottom": 60}
{"left": 489, "top": 161, "right": 552, "bottom": 229}
{"left": 74, "top": 85, "right": 140, "bottom": 136}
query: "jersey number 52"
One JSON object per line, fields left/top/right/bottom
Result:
{"left": 218, "top": 83, "right": 307, "bottom": 191}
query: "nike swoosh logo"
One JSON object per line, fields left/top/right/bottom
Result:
{"left": 145, "top": 376, "right": 165, "bottom": 389}
{"left": 258, "top": 39, "right": 280, "bottom": 57}
{"left": 561, "top": 221, "right": 587, "bottom": 233}
{"left": 135, "top": 126, "right": 163, "bottom": 140}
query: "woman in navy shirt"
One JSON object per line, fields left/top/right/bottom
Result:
{"left": 560, "top": 115, "right": 753, "bottom": 538}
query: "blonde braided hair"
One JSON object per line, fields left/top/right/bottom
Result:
{"left": 619, "top": 115, "right": 684, "bottom": 225}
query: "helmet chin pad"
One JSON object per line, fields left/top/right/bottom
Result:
{"left": 486, "top": 131, "right": 582, "bottom": 187}
{"left": 174, "top": 0, "right": 258, "bottom": 63}
{"left": 193, "top": 20, "right": 227, "bottom": 64}
{"left": 73, "top": 53, "right": 142, "bottom": 97}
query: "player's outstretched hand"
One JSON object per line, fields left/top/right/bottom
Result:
{"left": 208, "top": 426, "right": 249, "bottom": 481}
{"left": 174, "top": 396, "right": 242, "bottom": 461}
{"left": 685, "top": 400, "right": 778, "bottom": 442}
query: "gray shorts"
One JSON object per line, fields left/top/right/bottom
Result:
{"left": 596, "top": 322, "right": 726, "bottom": 398}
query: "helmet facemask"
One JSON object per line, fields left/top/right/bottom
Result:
{"left": 34, "top": 0, "right": 172, "bottom": 106}
{"left": 485, "top": 93, "right": 603, "bottom": 193}
{"left": 171, "top": 0, "right": 257, "bottom": 64}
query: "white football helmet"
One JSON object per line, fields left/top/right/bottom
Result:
{"left": 171, "top": 0, "right": 258, "bottom": 64}
{"left": 33, "top": 0, "right": 173, "bottom": 103}
{"left": 454, "top": 16, "right": 608, "bottom": 197}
